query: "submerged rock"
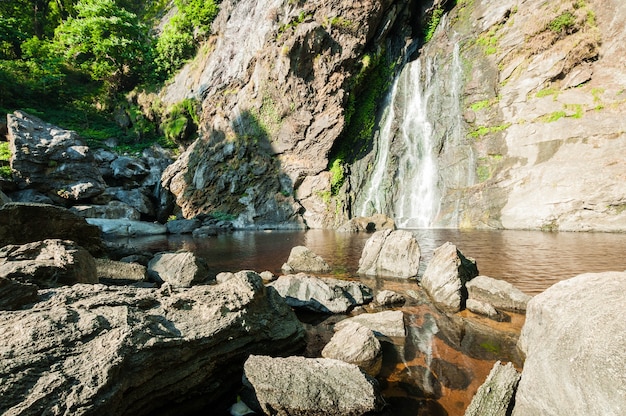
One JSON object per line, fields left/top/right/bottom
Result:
{"left": 513, "top": 271, "right": 626, "bottom": 415}
{"left": 268, "top": 273, "right": 373, "bottom": 314}
{"left": 419, "top": 242, "right": 479, "bottom": 312}
{"left": 0, "top": 271, "right": 305, "bottom": 415}
{"left": 243, "top": 355, "right": 385, "bottom": 416}
{"left": 465, "top": 361, "right": 520, "bottom": 416}
{"left": 375, "top": 289, "right": 406, "bottom": 306}
{"left": 281, "top": 245, "right": 331, "bottom": 274}
{"left": 0, "top": 239, "right": 98, "bottom": 287}
{"left": 322, "top": 321, "right": 382, "bottom": 377}
{"left": 357, "top": 229, "right": 421, "bottom": 278}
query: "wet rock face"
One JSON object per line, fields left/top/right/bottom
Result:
{"left": 0, "top": 271, "right": 306, "bottom": 416}
{"left": 513, "top": 271, "right": 626, "bottom": 415}
{"left": 160, "top": 0, "right": 404, "bottom": 228}
{"left": 7, "top": 111, "right": 106, "bottom": 201}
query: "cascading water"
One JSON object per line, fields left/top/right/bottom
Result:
{"left": 356, "top": 52, "right": 441, "bottom": 228}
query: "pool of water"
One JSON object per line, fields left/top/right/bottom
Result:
{"left": 114, "top": 229, "right": 626, "bottom": 415}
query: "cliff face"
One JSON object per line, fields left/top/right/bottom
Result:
{"left": 160, "top": 0, "right": 420, "bottom": 229}
{"left": 161, "top": 0, "right": 626, "bottom": 231}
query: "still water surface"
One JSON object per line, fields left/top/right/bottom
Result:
{"left": 118, "top": 229, "right": 626, "bottom": 415}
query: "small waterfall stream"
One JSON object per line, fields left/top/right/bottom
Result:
{"left": 356, "top": 37, "right": 465, "bottom": 228}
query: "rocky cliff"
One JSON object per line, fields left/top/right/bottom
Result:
{"left": 160, "top": 0, "right": 626, "bottom": 231}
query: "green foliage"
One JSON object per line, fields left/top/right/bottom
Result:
{"left": 548, "top": 12, "right": 576, "bottom": 34}
{"left": 565, "top": 103, "right": 583, "bottom": 119}
{"left": 469, "top": 123, "right": 511, "bottom": 139}
{"left": 210, "top": 210, "right": 236, "bottom": 222}
{"left": 535, "top": 87, "right": 560, "bottom": 100}
{"left": 329, "top": 158, "right": 345, "bottom": 195}
{"left": 476, "top": 26, "right": 500, "bottom": 55}
{"left": 160, "top": 98, "right": 199, "bottom": 146}
{"left": 424, "top": 6, "right": 444, "bottom": 43}
{"left": 470, "top": 99, "right": 491, "bottom": 111}
{"left": 540, "top": 111, "right": 567, "bottom": 123}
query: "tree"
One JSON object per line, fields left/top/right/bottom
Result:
{"left": 54, "top": 0, "right": 149, "bottom": 91}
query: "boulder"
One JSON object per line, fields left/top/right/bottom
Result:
{"left": 335, "top": 310, "right": 406, "bottom": 339}
{"left": 419, "top": 242, "right": 479, "bottom": 312}
{"left": 0, "top": 203, "right": 103, "bottom": 255}
{"left": 166, "top": 218, "right": 201, "bottom": 234}
{"left": 105, "top": 187, "right": 155, "bottom": 217}
{"left": 110, "top": 156, "right": 149, "bottom": 181}
{"left": 86, "top": 218, "right": 167, "bottom": 237}
{"left": 148, "top": 251, "right": 210, "bottom": 287}
{"left": 95, "top": 258, "right": 147, "bottom": 284}
{"left": 69, "top": 201, "right": 141, "bottom": 220}
{"left": 0, "top": 271, "right": 305, "bottom": 415}
{"left": 216, "top": 271, "right": 236, "bottom": 284}
{"left": 0, "top": 277, "right": 38, "bottom": 310}
{"left": 243, "top": 355, "right": 385, "bottom": 416}
{"left": 466, "top": 275, "right": 531, "bottom": 312}
{"left": 0, "top": 239, "right": 98, "bottom": 287}
{"left": 282, "top": 245, "right": 331, "bottom": 274}
{"left": 7, "top": 111, "right": 106, "bottom": 200}
{"left": 466, "top": 298, "right": 507, "bottom": 321}
{"left": 375, "top": 289, "right": 406, "bottom": 306}
{"left": 321, "top": 321, "right": 382, "bottom": 377}
{"left": 259, "top": 270, "right": 276, "bottom": 282}
{"left": 337, "top": 214, "right": 396, "bottom": 233}
{"left": 357, "top": 229, "right": 421, "bottom": 278}
{"left": 465, "top": 361, "right": 521, "bottom": 416}
{"left": 513, "top": 272, "right": 626, "bottom": 416}
{"left": 8, "top": 189, "right": 55, "bottom": 204}
{"left": 268, "top": 273, "right": 373, "bottom": 314}
{"left": 192, "top": 225, "right": 218, "bottom": 238}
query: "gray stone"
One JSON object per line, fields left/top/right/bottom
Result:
{"left": 148, "top": 251, "right": 210, "bottom": 288}
{"left": 0, "top": 277, "right": 38, "bottom": 310}
{"left": 259, "top": 270, "right": 276, "bottom": 282}
{"left": 216, "top": 271, "right": 236, "bottom": 284}
{"left": 106, "top": 187, "right": 155, "bottom": 217}
{"left": 375, "top": 289, "right": 406, "bottom": 306}
{"left": 466, "top": 299, "right": 501, "bottom": 320}
{"left": 357, "top": 229, "right": 421, "bottom": 278}
{"left": 420, "top": 242, "right": 479, "bottom": 312}
{"left": 69, "top": 201, "right": 141, "bottom": 220}
{"left": 110, "top": 156, "right": 149, "bottom": 180}
{"left": 166, "top": 218, "right": 201, "bottom": 234}
{"left": 513, "top": 272, "right": 626, "bottom": 416}
{"left": 466, "top": 275, "right": 532, "bottom": 312}
{"left": 86, "top": 218, "right": 167, "bottom": 237}
{"left": 337, "top": 214, "right": 396, "bottom": 233}
{"left": 0, "top": 203, "right": 103, "bottom": 255}
{"left": 7, "top": 111, "right": 106, "bottom": 200}
{"left": 243, "top": 355, "right": 385, "bottom": 416}
{"left": 95, "top": 258, "right": 146, "bottom": 284}
{"left": 8, "top": 189, "right": 54, "bottom": 204}
{"left": 192, "top": 225, "right": 218, "bottom": 238}
{"left": 0, "top": 271, "right": 305, "bottom": 415}
{"left": 322, "top": 321, "right": 382, "bottom": 377}
{"left": 335, "top": 310, "right": 406, "bottom": 339}
{"left": 268, "top": 273, "right": 373, "bottom": 314}
{"left": 465, "top": 361, "right": 520, "bottom": 416}
{"left": 282, "top": 245, "right": 331, "bottom": 274}
{"left": 0, "top": 239, "right": 98, "bottom": 287}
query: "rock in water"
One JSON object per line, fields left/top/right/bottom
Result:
{"left": 7, "top": 111, "right": 106, "bottom": 200}
{"left": 243, "top": 355, "right": 385, "bottom": 416}
{"left": 357, "top": 229, "right": 421, "bottom": 278}
{"left": 268, "top": 273, "right": 373, "bottom": 313}
{"left": 322, "top": 321, "right": 382, "bottom": 377}
{"left": 282, "top": 245, "right": 331, "bottom": 274}
{"left": 513, "top": 271, "right": 626, "bottom": 416}
{"left": 465, "top": 361, "right": 520, "bottom": 416}
{"left": 420, "top": 242, "right": 479, "bottom": 312}
{"left": 0, "top": 271, "right": 305, "bottom": 415}
{"left": 148, "top": 251, "right": 210, "bottom": 287}
{"left": 466, "top": 275, "right": 531, "bottom": 312}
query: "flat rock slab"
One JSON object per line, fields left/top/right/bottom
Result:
{"left": 87, "top": 218, "right": 167, "bottom": 236}
{"left": 243, "top": 355, "right": 385, "bottom": 416}
{"left": 0, "top": 271, "right": 305, "bottom": 416}
{"left": 465, "top": 361, "right": 520, "bottom": 416}
{"left": 335, "top": 310, "right": 406, "bottom": 339}
{"left": 466, "top": 275, "right": 531, "bottom": 312}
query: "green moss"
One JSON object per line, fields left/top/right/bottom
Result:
{"left": 469, "top": 123, "right": 511, "bottom": 139}
{"left": 476, "top": 25, "right": 500, "bottom": 55}
{"left": 424, "top": 6, "right": 444, "bottom": 43}
{"left": 210, "top": 210, "right": 236, "bottom": 222}
{"left": 541, "top": 111, "right": 567, "bottom": 123}
{"left": 476, "top": 165, "right": 491, "bottom": 182}
{"left": 591, "top": 87, "right": 605, "bottom": 103}
{"left": 470, "top": 99, "right": 491, "bottom": 111}
{"left": 316, "top": 190, "right": 332, "bottom": 205}
{"left": 329, "top": 158, "right": 345, "bottom": 195}
{"left": 548, "top": 12, "right": 576, "bottom": 34}
{"left": 536, "top": 88, "right": 560, "bottom": 99}
{"left": 278, "top": 11, "right": 311, "bottom": 37}
{"left": 0, "top": 165, "right": 11, "bottom": 178}
{"left": 479, "top": 341, "right": 501, "bottom": 354}
{"left": 565, "top": 103, "right": 583, "bottom": 119}
{"left": 0, "top": 142, "right": 10, "bottom": 161}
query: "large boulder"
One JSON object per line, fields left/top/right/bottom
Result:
{"left": 282, "top": 245, "right": 331, "bottom": 274}
{"left": 0, "top": 271, "right": 305, "bottom": 415}
{"left": 321, "top": 321, "right": 382, "bottom": 377}
{"left": 268, "top": 273, "right": 373, "bottom": 313}
{"left": 148, "top": 251, "right": 210, "bottom": 287}
{"left": 0, "top": 203, "right": 103, "bottom": 255}
{"left": 243, "top": 355, "right": 385, "bottom": 416}
{"left": 419, "top": 242, "right": 479, "bottom": 312}
{"left": 466, "top": 275, "right": 532, "bottom": 312}
{"left": 86, "top": 218, "right": 167, "bottom": 237}
{"left": 7, "top": 111, "right": 106, "bottom": 200}
{"left": 357, "top": 229, "right": 421, "bottom": 278}
{"left": 513, "top": 272, "right": 626, "bottom": 416}
{"left": 465, "top": 361, "right": 521, "bottom": 416}
{"left": 0, "top": 239, "right": 98, "bottom": 287}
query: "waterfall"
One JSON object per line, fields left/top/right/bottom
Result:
{"left": 356, "top": 51, "right": 442, "bottom": 228}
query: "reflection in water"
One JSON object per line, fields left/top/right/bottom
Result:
{"left": 115, "top": 229, "right": 626, "bottom": 415}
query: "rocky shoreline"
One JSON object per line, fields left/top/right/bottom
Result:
{"left": 1, "top": 203, "right": 624, "bottom": 415}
